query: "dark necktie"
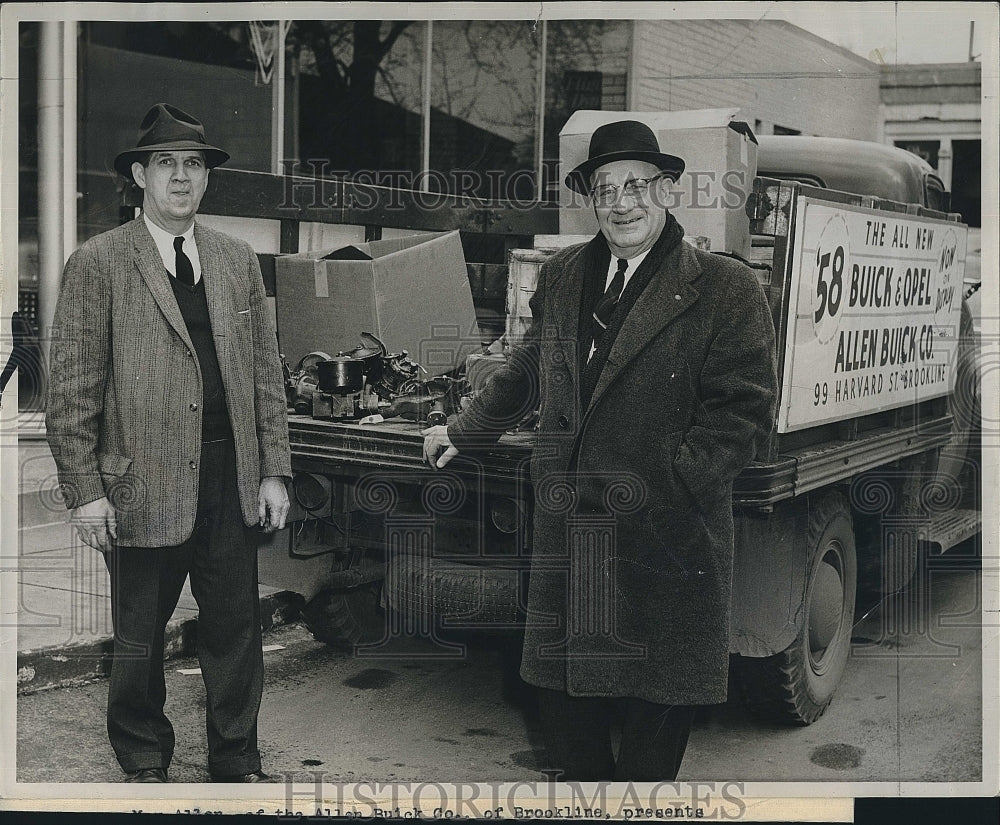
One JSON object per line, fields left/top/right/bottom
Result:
{"left": 173, "top": 236, "right": 195, "bottom": 286}
{"left": 591, "top": 257, "right": 629, "bottom": 345}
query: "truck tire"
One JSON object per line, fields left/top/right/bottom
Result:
{"left": 737, "top": 491, "right": 857, "bottom": 724}
{"left": 300, "top": 583, "right": 385, "bottom": 649}
{"left": 386, "top": 552, "right": 524, "bottom": 629}
{"left": 932, "top": 300, "right": 980, "bottom": 509}
{"left": 853, "top": 457, "right": 926, "bottom": 598}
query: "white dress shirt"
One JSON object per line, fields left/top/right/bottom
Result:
{"left": 143, "top": 213, "right": 202, "bottom": 284}
{"left": 604, "top": 247, "right": 651, "bottom": 294}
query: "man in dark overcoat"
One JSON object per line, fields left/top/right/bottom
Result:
{"left": 46, "top": 104, "right": 291, "bottom": 782}
{"left": 423, "top": 120, "right": 777, "bottom": 780}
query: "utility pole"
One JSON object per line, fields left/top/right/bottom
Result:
{"left": 968, "top": 21, "right": 979, "bottom": 62}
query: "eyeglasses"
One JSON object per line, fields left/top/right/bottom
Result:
{"left": 589, "top": 176, "right": 663, "bottom": 205}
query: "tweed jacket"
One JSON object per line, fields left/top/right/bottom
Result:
{"left": 450, "top": 233, "right": 778, "bottom": 705}
{"left": 46, "top": 217, "right": 291, "bottom": 548}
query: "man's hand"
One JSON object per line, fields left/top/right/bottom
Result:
{"left": 258, "top": 476, "right": 290, "bottom": 533}
{"left": 421, "top": 425, "right": 459, "bottom": 469}
{"left": 70, "top": 497, "right": 117, "bottom": 553}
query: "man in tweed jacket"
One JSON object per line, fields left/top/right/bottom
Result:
{"left": 424, "top": 121, "right": 777, "bottom": 780}
{"left": 46, "top": 104, "right": 291, "bottom": 783}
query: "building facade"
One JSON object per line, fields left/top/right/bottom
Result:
{"left": 879, "top": 62, "right": 982, "bottom": 226}
{"left": 14, "top": 15, "right": 884, "bottom": 409}
{"left": 19, "top": 16, "right": 883, "bottom": 243}
{"left": 630, "top": 20, "right": 880, "bottom": 140}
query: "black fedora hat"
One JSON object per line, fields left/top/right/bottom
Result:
{"left": 114, "top": 103, "right": 230, "bottom": 179}
{"left": 565, "top": 120, "right": 685, "bottom": 195}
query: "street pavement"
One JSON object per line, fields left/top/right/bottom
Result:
{"left": 8, "top": 415, "right": 990, "bottom": 786}
{"left": 15, "top": 560, "right": 987, "bottom": 785}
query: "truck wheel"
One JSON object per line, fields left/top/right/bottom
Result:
{"left": 738, "top": 492, "right": 857, "bottom": 724}
{"left": 300, "top": 583, "right": 385, "bottom": 649}
{"left": 933, "top": 300, "right": 980, "bottom": 509}
{"left": 853, "top": 457, "right": 926, "bottom": 598}
{"left": 386, "top": 553, "right": 524, "bottom": 629}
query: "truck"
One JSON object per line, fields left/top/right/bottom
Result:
{"left": 144, "top": 117, "right": 981, "bottom": 726}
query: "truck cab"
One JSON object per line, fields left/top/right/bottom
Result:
{"left": 757, "top": 134, "right": 951, "bottom": 211}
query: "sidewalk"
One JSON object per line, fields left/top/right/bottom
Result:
{"left": 12, "top": 413, "right": 301, "bottom": 693}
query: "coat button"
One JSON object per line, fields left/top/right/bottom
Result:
{"left": 189, "top": 460, "right": 197, "bottom": 470}
{"left": 558, "top": 415, "right": 569, "bottom": 429}
{"left": 189, "top": 402, "right": 199, "bottom": 411}
{"left": 187, "top": 350, "right": 194, "bottom": 358}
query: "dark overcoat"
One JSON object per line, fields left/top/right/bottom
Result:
{"left": 450, "top": 231, "right": 777, "bottom": 705}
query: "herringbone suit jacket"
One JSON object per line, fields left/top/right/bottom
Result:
{"left": 46, "top": 217, "right": 291, "bottom": 547}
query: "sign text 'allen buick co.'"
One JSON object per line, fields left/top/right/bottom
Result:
{"left": 778, "top": 197, "right": 967, "bottom": 433}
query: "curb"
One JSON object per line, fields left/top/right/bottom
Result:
{"left": 16, "top": 590, "right": 305, "bottom": 695}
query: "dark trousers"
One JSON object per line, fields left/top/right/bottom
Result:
{"left": 536, "top": 687, "right": 696, "bottom": 781}
{"left": 104, "top": 439, "right": 263, "bottom": 776}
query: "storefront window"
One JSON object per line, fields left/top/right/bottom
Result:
{"left": 429, "top": 20, "right": 541, "bottom": 200}
{"left": 543, "top": 21, "right": 631, "bottom": 201}
{"left": 294, "top": 21, "right": 425, "bottom": 184}
{"left": 20, "top": 16, "right": 641, "bottom": 307}
{"left": 78, "top": 22, "right": 281, "bottom": 240}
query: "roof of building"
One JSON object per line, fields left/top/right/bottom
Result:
{"left": 880, "top": 62, "right": 982, "bottom": 87}
{"left": 880, "top": 62, "right": 982, "bottom": 105}
{"left": 765, "top": 19, "right": 881, "bottom": 69}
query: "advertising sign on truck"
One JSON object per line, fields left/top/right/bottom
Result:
{"left": 778, "top": 198, "right": 967, "bottom": 433}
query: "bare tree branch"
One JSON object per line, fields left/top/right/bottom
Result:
{"left": 380, "top": 21, "right": 411, "bottom": 56}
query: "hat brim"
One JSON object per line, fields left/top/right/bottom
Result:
{"left": 114, "top": 142, "right": 230, "bottom": 179}
{"left": 565, "top": 150, "right": 685, "bottom": 195}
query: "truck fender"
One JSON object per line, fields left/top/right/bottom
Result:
{"left": 729, "top": 500, "right": 810, "bottom": 657}
{"left": 929, "top": 299, "right": 980, "bottom": 504}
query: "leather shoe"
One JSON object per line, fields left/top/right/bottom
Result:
{"left": 125, "top": 768, "right": 168, "bottom": 783}
{"left": 210, "top": 770, "right": 270, "bottom": 783}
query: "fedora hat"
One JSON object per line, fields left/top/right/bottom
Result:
{"left": 114, "top": 103, "right": 230, "bottom": 179}
{"left": 565, "top": 120, "right": 685, "bottom": 195}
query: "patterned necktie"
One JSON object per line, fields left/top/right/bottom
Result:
{"left": 591, "top": 257, "right": 629, "bottom": 345}
{"left": 173, "top": 236, "right": 195, "bottom": 286}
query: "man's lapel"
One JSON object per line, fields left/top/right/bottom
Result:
{"left": 548, "top": 238, "right": 605, "bottom": 392}
{"left": 194, "top": 223, "right": 230, "bottom": 359}
{"left": 587, "top": 240, "right": 701, "bottom": 410}
{"left": 132, "top": 218, "right": 194, "bottom": 351}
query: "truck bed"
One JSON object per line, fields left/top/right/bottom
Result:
{"left": 288, "top": 412, "right": 956, "bottom": 510}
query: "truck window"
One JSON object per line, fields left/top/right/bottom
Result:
{"left": 925, "top": 175, "right": 951, "bottom": 212}
{"left": 759, "top": 172, "right": 826, "bottom": 188}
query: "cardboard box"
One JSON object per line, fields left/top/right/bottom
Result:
{"left": 275, "top": 230, "right": 480, "bottom": 375}
{"left": 505, "top": 248, "right": 554, "bottom": 348}
{"left": 559, "top": 108, "right": 758, "bottom": 259}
